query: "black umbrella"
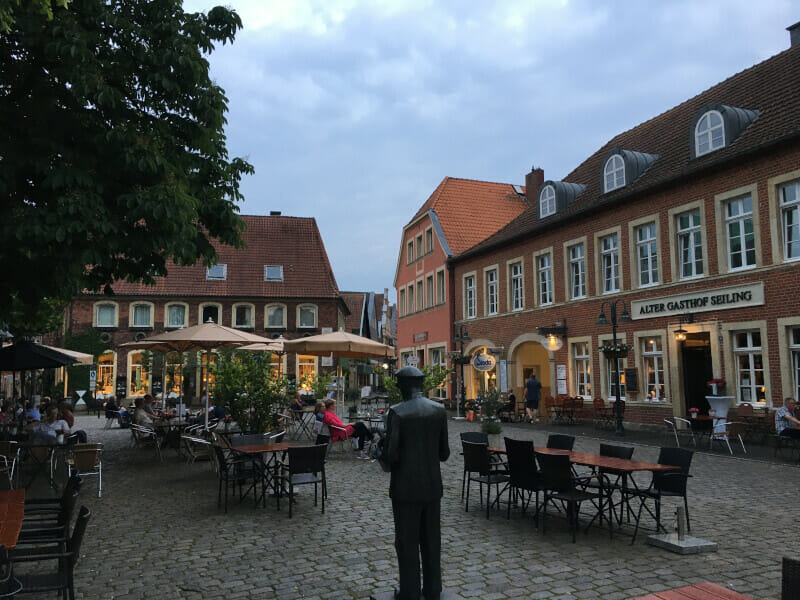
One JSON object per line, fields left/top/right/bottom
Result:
{"left": 0, "top": 341, "right": 80, "bottom": 371}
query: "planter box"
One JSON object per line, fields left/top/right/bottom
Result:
{"left": 601, "top": 349, "right": 629, "bottom": 359}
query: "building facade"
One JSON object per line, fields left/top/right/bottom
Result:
{"left": 450, "top": 37, "right": 800, "bottom": 425}
{"left": 394, "top": 177, "right": 529, "bottom": 403}
{"left": 66, "top": 214, "right": 348, "bottom": 400}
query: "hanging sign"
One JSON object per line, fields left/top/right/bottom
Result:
{"left": 471, "top": 353, "right": 496, "bottom": 372}
{"left": 631, "top": 282, "right": 764, "bottom": 319}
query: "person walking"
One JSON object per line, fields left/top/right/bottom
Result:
{"left": 523, "top": 373, "right": 542, "bottom": 423}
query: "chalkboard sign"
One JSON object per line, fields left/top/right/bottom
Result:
{"left": 624, "top": 368, "right": 639, "bottom": 393}
{"left": 116, "top": 375, "right": 127, "bottom": 399}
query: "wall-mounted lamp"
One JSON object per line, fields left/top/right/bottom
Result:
{"left": 674, "top": 313, "right": 694, "bottom": 341}
{"left": 538, "top": 319, "right": 567, "bottom": 352}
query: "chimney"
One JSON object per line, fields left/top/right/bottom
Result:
{"left": 269, "top": 211, "right": 281, "bottom": 216}
{"left": 525, "top": 166, "right": 544, "bottom": 203}
{"left": 788, "top": 21, "right": 800, "bottom": 47}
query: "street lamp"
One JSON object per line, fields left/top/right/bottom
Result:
{"left": 596, "top": 300, "right": 632, "bottom": 435}
{"left": 453, "top": 325, "right": 471, "bottom": 419}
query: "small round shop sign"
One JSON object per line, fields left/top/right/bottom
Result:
{"left": 472, "top": 353, "right": 496, "bottom": 372}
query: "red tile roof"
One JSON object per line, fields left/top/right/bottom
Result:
{"left": 100, "top": 215, "right": 340, "bottom": 298}
{"left": 409, "top": 177, "right": 528, "bottom": 255}
{"left": 461, "top": 44, "right": 800, "bottom": 259}
{"left": 340, "top": 292, "right": 366, "bottom": 332}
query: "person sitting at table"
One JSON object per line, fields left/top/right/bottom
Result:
{"left": 134, "top": 397, "right": 155, "bottom": 427}
{"left": 30, "top": 406, "right": 71, "bottom": 442}
{"left": 290, "top": 393, "right": 307, "bottom": 412}
{"left": 321, "top": 399, "right": 373, "bottom": 459}
{"left": 775, "top": 397, "right": 800, "bottom": 439}
{"left": 104, "top": 396, "right": 119, "bottom": 418}
{"left": 211, "top": 403, "right": 225, "bottom": 420}
{"left": 143, "top": 394, "right": 161, "bottom": 417}
{"left": 58, "top": 401, "right": 75, "bottom": 429}
{"left": 24, "top": 400, "right": 41, "bottom": 423}
{"left": 497, "top": 392, "right": 516, "bottom": 419}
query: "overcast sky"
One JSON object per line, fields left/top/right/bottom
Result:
{"left": 183, "top": 0, "right": 795, "bottom": 301}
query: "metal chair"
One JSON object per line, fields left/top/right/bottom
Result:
{"left": 710, "top": 422, "right": 747, "bottom": 454}
{"left": 65, "top": 443, "right": 103, "bottom": 498}
{"left": 546, "top": 434, "right": 575, "bottom": 450}
{"left": 0, "top": 442, "right": 19, "bottom": 488}
{"left": 130, "top": 424, "right": 161, "bottom": 462}
{"left": 278, "top": 444, "right": 328, "bottom": 517}
{"left": 462, "top": 440, "right": 509, "bottom": 519}
{"left": 503, "top": 437, "right": 546, "bottom": 522}
{"left": 181, "top": 435, "right": 213, "bottom": 464}
{"left": 460, "top": 432, "right": 489, "bottom": 500}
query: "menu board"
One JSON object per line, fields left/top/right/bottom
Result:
{"left": 624, "top": 368, "right": 638, "bottom": 392}
{"left": 116, "top": 375, "right": 127, "bottom": 399}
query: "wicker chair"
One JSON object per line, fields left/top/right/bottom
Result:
{"left": 65, "top": 443, "right": 103, "bottom": 498}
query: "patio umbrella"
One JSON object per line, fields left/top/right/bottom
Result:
{"left": 282, "top": 330, "right": 394, "bottom": 359}
{"left": 0, "top": 340, "right": 92, "bottom": 400}
{"left": 123, "top": 321, "right": 275, "bottom": 428}
{"left": 238, "top": 335, "right": 287, "bottom": 375}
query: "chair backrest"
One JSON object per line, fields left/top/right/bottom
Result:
{"left": 288, "top": 444, "right": 328, "bottom": 475}
{"left": 782, "top": 556, "right": 800, "bottom": 600}
{"left": 737, "top": 403, "right": 754, "bottom": 418}
{"left": 212, "top": 432, "right": 232, "bottom": 449}
{"left": 546, "top": 434, "right": 575, "bottom": 450}
{"left": 64, "top": 474, "right": 82, "bottom": 496}
{"left": 59, "top": 490, "right": 79, "bottom": 527}
{"left": 655, "top": 447, "right": 693, "bottom": 493}
{"left": 71, "top": 443, "right": 102, "bottom": 472}
{"left": 599, "top": 443, "right": 634, "bottom": 460}
{"left": 230, "top": 433, "right": 267, "bottom": 447}
{"left": 504, "top": 437, "right": 539, "bottom": 488}
{"left": 268, "top": 430, "right": 286, "bottom": 443}
{"left": 726, "top": 422, "right": 747, "bottom": 437}
{"left": 0, "top": 441, "right": 17, "bottom": 460}
{"left": 664, "top": 418, "right": 676, "bottom": 431}
{"left": 461, "top": 440, "right": 490, "bottom": 475}
{"left": 460, "top": 431, "right": 489, "bottom": 445}
{"left": 535, "top": 451, "right": 574, "bottom": 493}
{"left": 68, "top": 506, "right": 91, "bottom": 567}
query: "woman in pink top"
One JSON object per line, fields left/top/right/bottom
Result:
{"left": 322, "top": 399, "right": 373, "bottom": 459}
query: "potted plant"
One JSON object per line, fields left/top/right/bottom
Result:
{"left": 706, "top": 377, "right": 726, "bottom": 396}
{"left": 689, "top": 407, "right": 699, "bottom": 419}
{"left": 478, "top": 387, "right": 503, "bottom": 446}
{"left": 448, "top": 352, "right": 471, "bottom": 366}
{"left": 599, "top": 342, "right": 632, "bottom": 359}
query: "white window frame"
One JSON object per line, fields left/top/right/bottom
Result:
{"left": 781, "top": 179, "right": 800, "bottom": 262}
{"left": 509, "top": 261, "right": 524, "bottom": 311}
{"left": 604, "top": 154, "right": 625, "bottom": 193}
{"left": 398, "top": 289, "right": 406, "bottom": 318}
{"left": 416, "top": 234, "right": 423, "bottom": 259}
{"left": 426, "top": 274, "right": 434, "bottom": 309}
{"left": 416, "top": 279, "right": 423, "bottom": 311}
{"left": 725, "top": 195, "right": 756, "bottom": 271}
{"left": 641, "top": 337, "right": 666, "bottom": 402}
{"left": 572, "top": 341, "right": 591, "bottom": 399}
{"left": 677, "top": 209, "right": 704, "bottom": 279}
{"left": 425, "top": 227, "right": 433, "bottom": 254}
{"left": 407, "top": 240, "right": 414, "bottom": 263}
{"left": 695, "top": 110, "right": 725, "bottom": 157}
{"left": 264, "top": 265, "right": 284, "bottom": 282}
{"left": 297, "top": 304, "right": 318, "bottom": 329}
{"left": 94, "top": 302, "right": 118, "bottom": 328}
{"left": 232, "top": 303, "right": 255, "bottom": 329}
{"left": 568, "top": 243, "right": 586, "bottom": 299}
{"left": 791, "top": 327, "right": 800, "bottom": 402}
{"left": 206, "top": 264, "right": 227, "bottom": 280}
{"left": 128, "top": 302, "right": 154, "bottom": 328}
{"left": 636, "top": 222, "right": 659, "bottom": 287}
{"left": 428, "top": 346, "right": 447, "bottom": 400}
{"left": 164, "top": 302, "right": 189, "bottom": 328}
{"left": 485, "top": 267, "right": 498, "bottom": 316}
{"left": 407, "top": 285, "right": 415, "bottom": 315}
{"left": 296, "top": 354, "right": 318, "bottom": 381}
{"left": 198, "top": 302, "right": 222, "bottom": 325}
{"left": 601, "top": 233, "right": 620, "bottom": 294}
{"left": 536, "top": 252, "right": 553, "bottom": 306}
{"left": 539, "top": 185, "right": 556, "bottom": 218}
{"left": 733, "top": 331, "right": 765, "bottom": 404}
{"left": 463, "top": 273, "right": 476, "bottom": 319}
{"left": 264, "top": 303, "right": 287, "bottom": 329}
{"left": 606, "top": 357, "right": 626, "bottom": 402}
{"left": 436, "top": 268, "right": 446, "bottom": 304}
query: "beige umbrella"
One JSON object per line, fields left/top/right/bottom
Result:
{"left": 123, "top": 321, "right": 275, "bottom": 428}
{"left": 44, "top": 345, "right": 94, "bottom": 399}
{"left": 239, "top": 335, "right": 287, "bottom": 375}
{"left": 282, "top": 330, "right": 394, "bottom": 358}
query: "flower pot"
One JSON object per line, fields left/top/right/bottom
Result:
{"left": 691, "top": 413, "right": 697, "bottom": 419}
{"left": 602, "top": 349, "right": 628, "bottom": 359}
{"left": 710, "top": 383, "right": 718, "bottom": 396}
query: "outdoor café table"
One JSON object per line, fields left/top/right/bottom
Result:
{"left": 629, "top": 581, "right": 754, "bottom": 600}
{"left": 291, "top": 407, "right": 315, "bottom": 440}
{"left": 0, "top": 489, "right": 25, "bottom": 550}
{"left": 231, "top": 442, "right": 301, "bottom": 507}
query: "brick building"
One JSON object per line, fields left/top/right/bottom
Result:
{"left": 450, "top": 33, "right": 800, "bottom": 426}
{"left": 66, "top": 214, "right": 349, "bottom": 400}
{"left": 394, "top": 177, "right": 529, "bottom": 402}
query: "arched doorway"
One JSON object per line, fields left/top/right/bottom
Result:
{"left": 509, "top": 334, "right": 553, "bottom": 404}
{"left": 464, "top": 339, "right": 497, "bottom": 400}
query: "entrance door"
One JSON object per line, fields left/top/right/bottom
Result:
{"left": 681, "top": 333, "right": 712, "bottom": 415}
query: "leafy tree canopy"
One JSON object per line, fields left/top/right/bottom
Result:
{"left": 0, "top": 0, "right": 253, "bottom": 320}
{"left": 0, "top": 0, "right": 69, "bottom": 32}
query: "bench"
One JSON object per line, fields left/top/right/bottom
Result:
{"left": 629, "top": 581, "right": 754, "bottom": 600}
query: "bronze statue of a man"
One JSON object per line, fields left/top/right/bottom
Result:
{"left": 385, "top": 366, "right": 450, "bottom": 600}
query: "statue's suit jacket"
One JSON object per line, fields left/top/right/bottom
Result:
{"left": 386, "top": 394, "right": 450, "bottom": 503}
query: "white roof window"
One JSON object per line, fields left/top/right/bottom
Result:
{"left": 539, "top": 185, "right": 556, "bottom": 218}
{"left": 206, "top": 264, "right": 227, "bottom": 280}
{"left": 695, "top": 110, "right": 725, "bottom": 156}
{"left": 604, "top": 154, "right": 625, "bottom": 192}
{"left": 264, "top": 265, "right": 284, "bottom": 282}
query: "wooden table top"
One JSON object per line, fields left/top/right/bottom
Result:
{"left": 629, "top": 581, "right": 753, "bottom": 599}
{"left": 0, "top": 488, "right": 24, "bottom": 550}
{"left": 232, "top": 442, "right": 301, "bottom": 454}
{"left": 489, "top": 447, "right": 678, "bottom": 473}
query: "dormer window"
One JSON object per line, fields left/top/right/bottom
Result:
{"left": 539, "top": 185, "right": 556, "bottom": 218}
{"left": 206, "top": 264, "right": 227, "bottom": 280}
{"left": 695, "top": 110, "right": 725, "bottom": 156}
{"left": 264, "top": 265, "right": 283, "bottom": 282}
{"left": 604, "top": 154, "right": 625, "bottom": 192}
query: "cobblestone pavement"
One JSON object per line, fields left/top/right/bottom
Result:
{"left": 31, "top": 414, "right": 799, "bottom": 600}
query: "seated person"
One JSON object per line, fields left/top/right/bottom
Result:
{"left": 133, "top": 397, "right": 155, "bottom": 427}
{"left": 211, "top": 404, "right": 225, "bottom": 420}
{"left": 24, "top": 400, "right": 41, "bottom": 422}
{"left": 104, "top": 396, "right": 119, "bottom": 419}
{"left": 143, "top": 394, "right": 161, "bottom": 417}
{"left": 58, "top": 401, "right": 75, "bottom": 429}
{"left": 775, "top": 397, "right": 800, "bottom": 439}
{"left": 321, "top": 399, "right": 373, "bottom": 459}
{"left": 497, "top": 392, "right": 516, "bottom": 419}
{"left": 290, "top": 393, "right": 307, "bottom": 412}
{"left": 30, "top": 406, "right": 71, "bottom": 442}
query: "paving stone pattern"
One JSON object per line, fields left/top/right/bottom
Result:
{"left": 49, "top": 415, "right": 800, "bottom": 600}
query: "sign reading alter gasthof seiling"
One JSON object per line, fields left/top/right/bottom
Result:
{"left": 631, "top": 282, "right": 764, "bottom": 320}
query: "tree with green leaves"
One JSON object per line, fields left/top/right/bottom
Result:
{"left": 377, "top": 364, "right": 452, "bottom": 404}
{"left": 0, "top": 0, "right": 252, "bottom": 326}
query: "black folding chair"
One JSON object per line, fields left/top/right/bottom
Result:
{"left": 546, "top": 434, "right": 575, "bottom": 450}
{"left": 462, "top": 440, "right": 509, "bottom": 519}
{"left": 278, "top": 444, "right": 328, "bottom": 518}
{"left": 459, "top": 432, "right": 488, "bottom": 500}
{"left": 503, "top": 437, "right": 546, "bottom": 522}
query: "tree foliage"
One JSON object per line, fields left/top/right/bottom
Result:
{"left": 0, "top": 0, "right": 253, "bottom": 319}
{"left": 0, "top": 0, "right": 69, "bottom": 32}
{"left": 378, "top": 364, "right": 452, "bottom": 404}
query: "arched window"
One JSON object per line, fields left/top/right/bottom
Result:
{"left": 129, "top": 302, "right": 154, "bottom": 328}
{"left": 232, "top": 303, "right": 255, "bottom": 329}
{"left": 93, "top": 302, "right": 118, "bottom": 328}
{"left": 297, "top": 304, "right": 317, "bottom": 329}
{"left": 603, "top": 154, "right": 625, "bottom": 192}
{"left": 695, "top": 110, "right": 725, "bottom": 156}
{"left": 539, "top": 185, "right": 556, "bottom": 218}
{"left": 164, "top": 302, "right": 188, "bottom": 328}
{"left": 198, "top": 303, "right": 222, "bottom": 324}
{"left": 265, "top": 303, "right": 287, "bottom": 329}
